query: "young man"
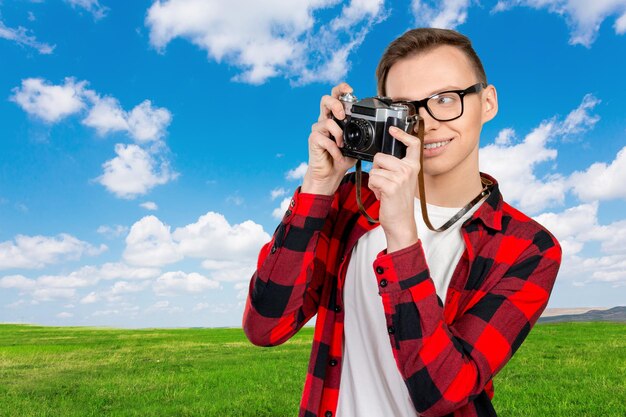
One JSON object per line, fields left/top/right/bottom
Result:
{"left": 243, "top": 28, "right": 562, "bottom": 417}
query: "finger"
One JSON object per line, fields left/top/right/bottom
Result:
{"left": 319, "top": 95, "right": 346, "bottom": 122}
{"left": 310, "top": 132, "right": 345, "bottom": 164}
{"left": 388, "top": 126, "right": 422, "bottom": 161}
{"left": 369, "top": 167, "right": 396, "bottom": 183}
{"left": 367, "top": 174, "right": 394, "bottom": 196}
{"left": 312, "top": 119, "right": 344, "bottom": 147}
{"left": 331, "top": 82, "right": 353, "bottom": 98}
{"left": 372, "top": 152, "right": 405, "bottom": 172}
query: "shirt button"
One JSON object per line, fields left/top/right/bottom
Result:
{"left": 340, "top": 256, "right": 345, "bottom": 263}
{"left": 270, "top": 245, "right": 277, "bottom": 254}
{"left": 387, "top": 326, "right": 395, "bottom": 334}
{"left": 285, "top": 209, "right": 292, "bottom": 217}
{"left": 325, "top": 412, "right": 332, "bottom": 417}
{"left": 376, "top": 266, "right": 384, "bottom": 274}
{"left": 380, "top": 279, "right": 388, "bottom": 288}
{"left": 334, "top": 305, "right": 342, "bottom": 313}
{"left": 290, "top": 199, "right": 295, "bottom": 207}
{"left": 329, "top": 359, "right": 338, "bottom": 366}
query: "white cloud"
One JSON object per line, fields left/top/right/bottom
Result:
{"left": 37, "top": 271, "right": 98, "bottom": 289}
{"left": 272, "top": 197, "right": 292, "bottom": 220}
{"left": 286, "top": 162, "right": 308, "bottom": 180}
{"left": 96, "top": 262, "right": 161, "bottom": 280}
{"left": 145, "top": 0, "right": 386, "bottom": 84}
{"left": 617, "top": 10, "right": 626, "bottom": 32}
{"left": 481, "top": 122, "right": 566, "bottom": 213}
{"left": 568, "top": 146, "right": 626, "bottom": 202}
{"left": 494, "top": 127, "right": 516, "bottom": 146}
{"left": 110, "top": 280, "right": 149, "bottom": 295}
{"left": 491, "top": 0, "right": 626, "bottom": 47}
{"left": 1, "top": 262, "right": 160, "bottom": 305}
{"left": 32, "top": 288, "right": 76, "bottom": 302}
{"left": 201, "top": 259, "right": 256, "bottom": 282}
{"left": 0, "top": 233, "right": 106, "bottom": 270}
{"left": 534, "top": 203, "right": 626, "bottom": 287}
{"left": 140, "top": 201, "right": 158, "bottom": 211}
{"left": 97, "top": 144, "right": 178, "bottom": 199}
{"left": 193, "top": 302, "right": 210, "bottom": 311}
{"left": 124, "top": 216, "right": 182, "bottom": 266}
{"left": 226, "top": 194, "right": 244, "bottom": 206}
{"left": 84, "top": 97, "right": 172, "bottom": 143}
{"left": 80, "top": 292, "right": 99, "bottom": 304}
{"left": 123, "top": 211, "right": 269, "bottom": 283}
{"left": 153, "top": 271, "right": 220, "bottom": 295}
{"left": 11, "top": 78, "right": 176, "bottom": 199}
{"left": 11, "top": 78, "right": 86, "bottom": 123}
{"left": 92, "top": 305, "right": 140, "bottom": 317}
{"left": 0, "top": 20, "right": 55, "bottom": 54}
{"left": 82, "top": 96, "right": 128, "bottom": 135}
{"left": 558, "top": 94, "right": 601, "bottom": 135}
{"left": 57, "top": 312, "right": 74, "bottom": 318}
{"left": 97, "top": 224, "right": 129, "bottom": 238}
{"left": 271, "top": 187, "right": 287, "bottom": 200}
{"left": 126, "top": 100, "right": 172, "bottom": 143}
{"left": 65, "top": 0, "right": 109, "bottom": 20}
{"left": 172, "top": 212, "right": 270, "bottom": 262}
{"left": 147, "top": 300, "right": 183, "bottom": 313}
{"left": 13, "top": 78, "right": 172, "bottom": 144}
{"left": 0, "top": 275, "right": 36, "bottom": 290}
{"left": 411, "top": 0, "right": 471, "bottom": 29}
{"left": 480, "top": 94, "right": 600, "bottom": 213}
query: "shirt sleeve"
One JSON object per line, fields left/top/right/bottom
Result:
{"left": 242, "top": 185, "right": 336, "bottom": 347}
{"left": 372, "top": 230, "right": 562, "bottom": 416}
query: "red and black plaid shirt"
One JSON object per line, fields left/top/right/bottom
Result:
{"left": 243, "top": 172, "right": 562, "bottom": 417}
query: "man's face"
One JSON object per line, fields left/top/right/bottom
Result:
{"left": 385, "top": 45, "right": 497, "bottom": 178}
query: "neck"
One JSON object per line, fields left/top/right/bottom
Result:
{"left": 415, "top": 152, "right": 483, "bottom": 208}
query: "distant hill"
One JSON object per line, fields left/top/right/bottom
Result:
{"left": 538, "top": 306, "right": 626, "bottom": 323}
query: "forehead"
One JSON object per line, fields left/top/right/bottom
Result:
{"left": 385, "top": 45, "right": 477, "bottom": 99}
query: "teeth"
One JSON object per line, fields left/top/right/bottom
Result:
{"left": 424, "top": 140, "right": 451, "bottom": 150}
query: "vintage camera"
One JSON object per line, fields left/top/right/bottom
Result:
{"left": 333, "top": 93, "right": 419, "bottom": 162}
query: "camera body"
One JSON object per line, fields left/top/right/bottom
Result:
{"left": 333, "top": 93, "right": 419, "bottom": 162}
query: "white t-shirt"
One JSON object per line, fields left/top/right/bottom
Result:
{"left": 335, "top": 196, "right": 485, "bottom": 417}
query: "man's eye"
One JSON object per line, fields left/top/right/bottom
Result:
{"left": 434, "top": 94, "right": 457, "bottom": 105}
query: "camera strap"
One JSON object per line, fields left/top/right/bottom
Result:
{"left": 355, "top": 118, "right": 493, "bottom": 232}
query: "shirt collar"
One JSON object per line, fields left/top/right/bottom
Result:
{"left": 469, "top": 172, "right": 503, "bottom": 232}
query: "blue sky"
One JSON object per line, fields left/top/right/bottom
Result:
{"left": 1, "top": 0, "right": 625, "bottom": 328}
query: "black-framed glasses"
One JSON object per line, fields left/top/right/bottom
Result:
{"left": 397, "top": 82, "right": 486, "bottom": 122}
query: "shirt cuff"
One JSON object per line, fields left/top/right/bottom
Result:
{"left": 372, "top": 240, "right": 432, "bottom": 294}
{"left": 283, "top": 186, "right": 334, "bottom": 229}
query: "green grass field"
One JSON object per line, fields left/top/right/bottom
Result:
{"left": 0, "top": 322, "right": 624, "bottom": 417}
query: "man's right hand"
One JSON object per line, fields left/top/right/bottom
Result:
{"left": 301, "top": 82, "right": 357, "bottom": 196}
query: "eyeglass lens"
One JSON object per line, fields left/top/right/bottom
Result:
{"left": 427, "top": 93, "right": 462, "bottom": 121}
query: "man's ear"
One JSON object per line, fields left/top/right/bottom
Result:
{"left": 482, "top": 84, "right": 498, "bottom": 123}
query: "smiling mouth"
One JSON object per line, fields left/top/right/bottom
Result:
{"left": 423, "top": 139, "right": 453, "bottom": 150}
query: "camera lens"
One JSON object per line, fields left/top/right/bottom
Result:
{"left": 344, "top": 119, "right": 373, "bottom": 150}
